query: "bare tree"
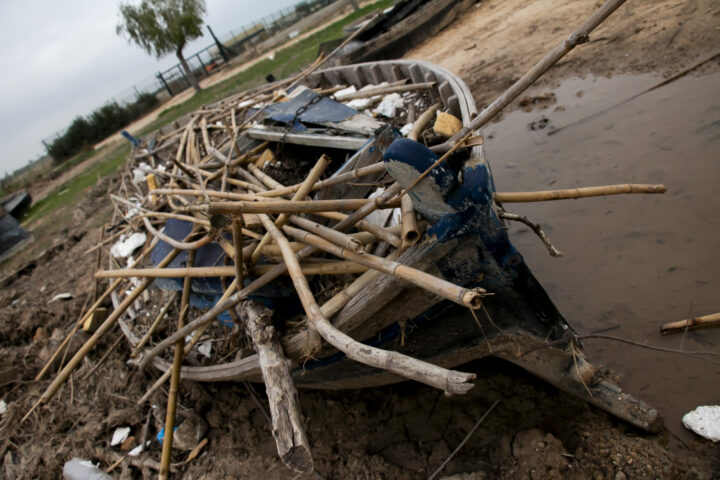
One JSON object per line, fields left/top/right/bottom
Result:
{"left": 117, "top": 0, "right": 206, "bottom": 93}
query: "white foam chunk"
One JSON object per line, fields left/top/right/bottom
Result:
{"left": 111, "top": 426, "right": 131, "bottom": 446}
{"left": 682, "top": 405, "right": 720, "bottom": 442}
{"left": 110, "top": 232, "right": 147, "bottom": 258}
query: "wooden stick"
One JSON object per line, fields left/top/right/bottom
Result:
{"left": 160, "top": 248, "right": 195, "bottom": 479}
{"left": 288, "top": 215, "right": 364, "bottom": 253}
{"left": 152, "top": 188, "right": 258, "bottom": 202}
{"left": 660, "top": 312, "right": 720, "bottom": 335}
{"left": 400, "top": 195, "right": 420, "bottom": 252}
{"left": 238, "top": 300, "right": 313, "bottom": 473}
{"left": 333, "top": 81, "right": 434, "bottom": 101}
{"left": 142, "top": 217, "right": 215, "bottom": 251}
{"left": 24, "top": 245, "right": 183, "bottom": 421}
{"left": 259, "top": 214, "right": 476, "bottom": 395}
{"left": 408, "top": 103, "right": 441, "bottom": 141}
{"left": 282, "top": 225, "right": 484, "bottom": 309}
{"left": 498, "top": 210, "right": 562, "bottom": 257}
{"left": 131, "top": 292, "right": 178, "bottom": 358}
{"left": 494, "top": 184, "right": 667, "bottom": 202}
{"left": 206, "top": 197, "right": 401, "bottom": 215}
{"left": 256, "top": 163, "right": 387, "bottom": 198}
{"left": 81, "top": 329, "right": 124, "bottom": 380}
{"left": 250, "top": 155, "right": 331, "bottom": 264}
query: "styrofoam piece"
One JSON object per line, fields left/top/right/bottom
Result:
{"left": 111, "top": 426, "right": 131, "bottom": 446}
{"left": 682, "top": 405, "right": 720, "bottom": 442}
{"left": 110, "top": 232, "right": 147, "bottom": 258}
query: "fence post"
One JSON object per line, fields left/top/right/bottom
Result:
{"left": 157, "top": 72, "right": 173, "bottom": 97}
{"left": 207, "top": 25, "right": 231, "bottom": 62}
{"left": 196, "top": 53, "right": 209, "bottom": 76}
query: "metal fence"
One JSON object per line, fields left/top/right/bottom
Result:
{"left": 42, "top": 0, "right": 341, "bottom": 148}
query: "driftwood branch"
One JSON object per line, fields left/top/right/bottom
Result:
{"left": 239, "top": 300, "right": 313, "bottom": 473}
{"left": 498, "top": 210, "right": 562, "bottom": 257}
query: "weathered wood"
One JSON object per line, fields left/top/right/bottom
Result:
{"left": 206, "top": 197, "right": 401, "bottom": 215}
{"left": 247, "top": 125, "right": 371, "bottom": 151}
{"left": 239, "top": 300, "right": 313, "bottom": 473}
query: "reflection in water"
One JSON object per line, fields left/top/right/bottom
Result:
{"left": 484, "top": 72, "right": 720, "bottom": 440}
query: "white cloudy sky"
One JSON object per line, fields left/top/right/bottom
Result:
{"left": 0, "top": 0, "right": 300, "bottom": 175}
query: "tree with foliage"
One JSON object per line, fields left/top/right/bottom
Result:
{"left": 117, "top": 0, "right": 206, "bottom": 93}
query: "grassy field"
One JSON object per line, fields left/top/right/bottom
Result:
{"left": 21, "top": 144, "right": 129, "bottom": 224}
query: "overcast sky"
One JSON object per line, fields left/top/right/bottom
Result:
{"left": 0, "top": 0, "right": 300, "bottom": 176}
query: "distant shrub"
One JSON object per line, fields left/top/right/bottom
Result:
{"left": 47, "top": 92, "right": 159, "bottom": 163}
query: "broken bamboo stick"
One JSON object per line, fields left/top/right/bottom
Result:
{"left": 400, "top": 194, "right": 420, "bottom": 252}
{"left": 660, "top": 312, "right": 720, "bottom": 335}
{"left": 255, "top": 162, "right": 387, "bottom": 198}
{"left": 282, "top": 225, "right": 484, "bottom": 309}
{"left": 206, "top": 197, "right": 401, "bottom": 215}
{"left": 130, "top": 292, "right": 178, "bottom": 358}
{"left": 288, "top": 215, "right": 364, "bottom": 253}
{"left": 160, "top": 248, "right": 195, "bottom": 479}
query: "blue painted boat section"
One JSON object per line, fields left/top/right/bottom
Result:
{"left": 261, "top": 89, "right": 358, "bottom": 130}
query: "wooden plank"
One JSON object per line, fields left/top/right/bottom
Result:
{"left": 247, "top": 126, "right": 369, "bottom": 150}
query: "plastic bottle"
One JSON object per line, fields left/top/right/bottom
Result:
{"left": 62, "top": 458, "right": 113, "bottom": 480}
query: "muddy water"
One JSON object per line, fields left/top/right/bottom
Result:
{"left": 482, "top": 71, "right": 720, "bottom": 440}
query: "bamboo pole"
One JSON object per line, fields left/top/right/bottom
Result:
{"left": 24, "top": 245, "right": 183, "bottom": 422}
{"left": 96, "top": 261, "right": 368, "bottom": 279}
{"left": 141, "top": 187, "right": 403, "bottom": 366}
{"left": 288, "top": 215, "right": 363, "bottom": 253}
{"left": 160, "top": 248, "right": 195, "bottom": 480}
{"left": 258, "top": 214, "right": 476, "bottom": 395}
{"left": 313, "top": 211, "right": 402, "bottom": 248}
{"left": 206, "top": 197, "right": 401, "bottom": 215}
{"left": 493, "top": 184, "right": 667, "bottom": 203}
{"left": 232, "top": 216, "right": 244, "bottom": 292}
{"left": 130, "top": 292, "right": 178, "bottom": 358}
{"left": 408, "top": 103, "right": 441, "bottom": 141}
{"left": 238, "top": 300, "right": 313, "bottom": 473}
{"left": 247, "top": 163, "right": 284, "bottom": 190}
{"left": 250, "top": 155, "right": 331, "bottom": 264}
{"left": 152, "top": 188, "right": 258, "bottom": 202}
{"left": 660, "top": 312, "right": 720, "bottom": 335}
{"left": 400, "top": 195, "right": 420, "bottom": 252}
{"left": 282, "top": 225, "right": 484, "bottom": 309}
{"left": 333, "top": 81, "right": 434, "bottom": 101}
{"left": 142, "top": 217, "right": 216, "bottom": 250}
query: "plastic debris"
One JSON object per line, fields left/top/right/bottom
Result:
{"left": 682, "top": 405, "right": 720, "bottom": 442}
{"left": 111, "top": 426, "right": 131, "bottom": 446}
{"left": 110, "top": 232, "right": 147, "bottom": 258}
{"left": 62, "top": 458, "right": 112, "bottom": 480}
{"left": 49, "top": 293, "right": 73, "bottom": 303}
{"left": 374, "top": 93, "right": 404, "bottom": 118}
{"left": 0, "top": 399, "right": 7, "bottom": 416}
{"left": 400, "top": 123, "right": 413, "bottom": 136}
{"left": 128, "top": 443, "right": 145, "bottom": 456}
{"left": 198, "top": 341, "right": 213, "bottom": 358}
{"left": 334, "top": 85, "right": 357, "bottom": 97}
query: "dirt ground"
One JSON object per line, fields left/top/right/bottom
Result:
{"left": 2, "top": 0, "right": 719, "bottom": 478}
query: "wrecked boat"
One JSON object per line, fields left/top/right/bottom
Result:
{"left": 93, "top": 59, "right": 661, "bottom": 435}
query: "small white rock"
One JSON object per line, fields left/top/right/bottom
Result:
{"left": 111, "top": 427, "right": 131, "bottom": 446}
{"left": 49, "top": 293, "right": 74, "bottom": 303}
{"left": 683, "top": 405, "right": 720, "bottom": 442}
{"left": 0, "top": 399, "right": 7, "bottom": 416}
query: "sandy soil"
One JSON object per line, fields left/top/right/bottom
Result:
{"left": 2, "top": 0, "right": 719, "bottom": 479}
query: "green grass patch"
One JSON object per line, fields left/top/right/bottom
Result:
{"left": 138, "top": 0, "right": 395, "bottom": 136}
{"left": 21, "top": 144, "right": 129, "bottom": 224}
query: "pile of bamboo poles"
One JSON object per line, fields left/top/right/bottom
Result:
{"left": 24, "top": 1, "right": 674, "bottom": 474}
